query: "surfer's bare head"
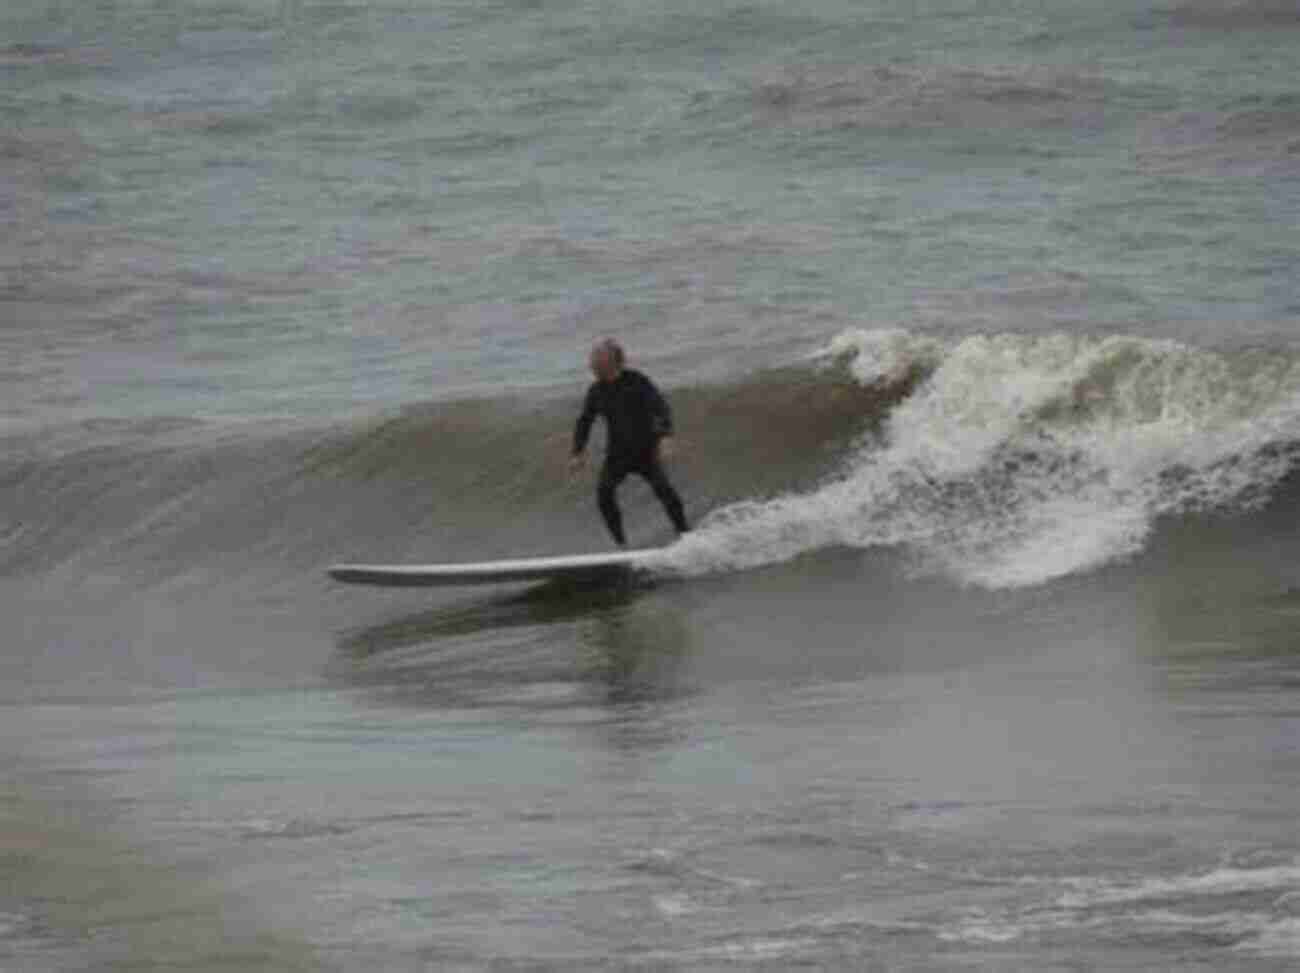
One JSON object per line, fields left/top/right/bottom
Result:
{"left": 589, "top": 338, "right": 625, "bottom": 382}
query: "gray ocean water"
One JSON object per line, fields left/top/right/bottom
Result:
{"left": 5, "top": 0, "right": 1300, "bottom": 969}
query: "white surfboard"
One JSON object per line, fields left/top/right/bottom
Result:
{"left": 327, "top": 548, "right": 661, "bottom": 587}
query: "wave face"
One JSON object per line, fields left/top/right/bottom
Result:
{"left": 0, "top": 359, "right": 889, "bottom": 585}
{"left": 664, "top": 329, "right": 1300, "bottom": 588}
{"left": 6, "top": 328, "right": 1300, "bottom": 598}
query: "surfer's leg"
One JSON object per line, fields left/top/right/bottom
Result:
{"left": 597, "top": 461, "right": 629, "bottom": 546}
{"left": 641, "top": 457, "right": 689, "bottom": 535}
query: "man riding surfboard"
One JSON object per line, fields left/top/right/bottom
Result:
{"left": 569, "top": 339, "right": 690, "bottom": 547}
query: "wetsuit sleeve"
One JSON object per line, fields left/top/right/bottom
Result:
{"left": 573, "top": 384, "right": 599, "bottom": 454}
{"left": 642, "top": 374, "right": 674, "bottom": 438}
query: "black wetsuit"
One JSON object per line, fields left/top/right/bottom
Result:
{"left": 573, "top": 368, "right": 689, "bottom": 546}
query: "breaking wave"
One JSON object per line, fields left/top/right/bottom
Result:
{"left": 662, "top": 329, "right": 1300, "bottom": 588}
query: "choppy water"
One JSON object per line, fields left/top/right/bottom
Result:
{"left": 4, "top": 0, "right": 1300, "bottom": 969}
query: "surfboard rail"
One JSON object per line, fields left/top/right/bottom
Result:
{"left": 327, "top": 549, "right": 659, "bottom": 587}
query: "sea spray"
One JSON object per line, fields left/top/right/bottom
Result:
{"left": 664, "top": 330, "right": 1300, "bottom": 588}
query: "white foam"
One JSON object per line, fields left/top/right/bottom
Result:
{"left": 1241, "top": 916, "right": 1300, "bottom": 958}
{"left": 936, "top": 912, "right": 1029, "bottom": 943}
{"left": 924, "top": 861, "right": 1300, "bottom": 955}
{"left": 652, "top": 893, "right": 697, "bottom": 918}
{"left": 1057, "top": 860, "right": 1300, "bottom": 909}
{"left": 935, "top": 905, "right": 1300, "bottom": 957}
{"left": 0, "top": 912, "right": 29, "bottom": 937}
{"left": 664, "top": 330, "right": 1300, "bottom": 588}
{"left": 819, "top": 327, "right": 945, "bottom": 387}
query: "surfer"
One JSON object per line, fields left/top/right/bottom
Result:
{"left": 569, "top": 338, "right": 690, "bottom": 547}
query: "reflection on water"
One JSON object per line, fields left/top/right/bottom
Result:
{"left": 336, "top": 577, "right": 639, "bottom": 656}
{"left": 579, "top": 601, "right": 691, "bottom": 706}
{"left": 330, "top": 577, "right": 694, "bottom": 712}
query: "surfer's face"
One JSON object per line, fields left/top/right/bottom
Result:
{"left": 590, "top": 347, "right": 621, "bottom": 382}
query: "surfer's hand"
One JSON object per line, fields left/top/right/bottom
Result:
{"left": 658, "top": 436, "right": 676, "bottom": 461}
{"left": 568, "top": 451, "right": 587, "bottom": 474}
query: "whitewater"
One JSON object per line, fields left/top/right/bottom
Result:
{"left": 666, "top": 329, "right": 1300, "bottom": 588}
